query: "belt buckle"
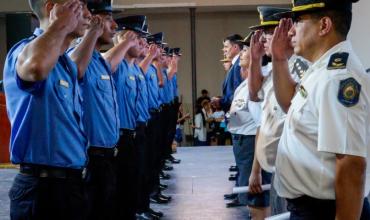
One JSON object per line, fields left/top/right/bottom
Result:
{"left": 114, "top": 148, "right": 119, "bottom": 157}
{"left": 39, "top": 169, "right": 48, "bottom": 178}
{"left": 82, "top": 168, "right": 87, "bottom": 179}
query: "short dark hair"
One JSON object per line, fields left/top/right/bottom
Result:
{"left": 224, "top": 34, "right": 244, "bottom": 50}
{"left": 28, "top": 0, "right": 45, "bottom": 19}
{"left": 201, "top": 89, "right": 208, "bottom": 95}
{"left": 310, "top": 10, "right": 353, "bottom": 38}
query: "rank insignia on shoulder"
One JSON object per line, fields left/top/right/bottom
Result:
{"left": 129, "top": 76, "right": 135, "bottom": 81}
{"left": 327, "top": 52, "right": 349, "bottom": 70}
{"left": 338, "top": 77, "right": 361, "bottom": 107}
{"left": 101, "top": 74, "right": 110, "bottom": 80}
{"left": 59, "top": 79, "right": 69, "bottom": 88}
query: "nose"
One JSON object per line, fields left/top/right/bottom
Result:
{"left": 112, "top": 20, "right": 118, "bottom": 31}
{"left": 288, "top": 24, "right": 296, "bottom": 38}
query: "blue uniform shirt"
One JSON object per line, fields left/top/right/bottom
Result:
{"left": 145, "top": 64, "right": 161, "bottom": 110}
{"left": 68, "top": 49, "right": 120, "bottom": 148}
{"left": 113, "top": 59, "right": 138, "bottom": 130}
{"left": 159, "top": 70, "right": 172, "bottom": 104}
{"left": 221, "top": 57, "right": 242, "bottom": 110}
{"left": 134, "top": 64, "right": 150, "bottom": 123}
{"left": 172, "top": 74, "right": 179, "bottom": 98}
{"left": 3, "top": 28, "right": 87, "bottom": 169}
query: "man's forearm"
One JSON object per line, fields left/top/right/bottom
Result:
{"left": 103, "top": 41, "right": 132, "bottom": 73}
{"left": 139, "top": 55, "right": 154, "bottom": 74}
{"left": 69, "top": 33, "right": 100, "bottom": 79}
{"left": 272, "top": 59, "right": 297, "bottom": 113}
{"left": 335, "top": 154, "right": 366, "bottom": 220}
{"left": 248, "top": 58, "right": 264, "bottom": 101}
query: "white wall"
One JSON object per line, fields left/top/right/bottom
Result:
{"left": 349, "top": 0, "right": 370, "bottom": 69}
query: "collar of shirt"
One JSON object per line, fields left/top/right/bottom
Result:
{"left": 303, "top": 40, "right": 351, "bottom": 80}
{"left": 232, "top": 54, "right": 240, "bottom": 65}
{"left": 33, "top": 27, "right": 43, "bottom": 37}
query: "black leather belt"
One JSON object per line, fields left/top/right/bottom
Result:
{"left": 136, "top": 121, "right": 148, "bottom": 127}
{"left": 119, "top": 128, "right": 136, "bottom": 138}
{"left": 20, "top": 164, "right": 86, "bottom": 180}
{"left": 88, "top": 146, "right": 118, "bottom": 158}
{"left": 160, "top": 103, "right": 170, "bottom": 109}
{"left": 149, "top": 108, "right": 161, "bottom": 114}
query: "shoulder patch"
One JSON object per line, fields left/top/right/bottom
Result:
{"left": 293, "top": 58, "right": 309, "bottom": 79}
{"left": 328, "top": 52, "right": 349, "bottom": 70}
{"left": 337, "top": 77, "right": 361, "bottom": 107}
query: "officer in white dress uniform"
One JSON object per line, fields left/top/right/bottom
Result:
{"left": 272, "top": 0, "right": 370, "bottom": 219}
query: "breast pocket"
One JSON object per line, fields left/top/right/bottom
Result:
{"left": 125, "top": 76, "right": 137, "bottom": 103}
{"left": 288, "top": 93, "right": 308, "bottom": 129}
{"left": 96, "top": 79, "right": 111, "bottom": 93}
{"left": 55, "top": 80, "right": 72, "bottom": 102}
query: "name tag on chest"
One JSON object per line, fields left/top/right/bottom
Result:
{"left": 59, "top": 79, "right": 69, "bottom": 88}
{"left": 101, "top": 74, "right": 110, "bottom": 80}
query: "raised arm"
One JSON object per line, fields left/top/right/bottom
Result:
{"left": 103, "top": 30, "right": 137, "bottom": 73}
{"left": 248, "top": 30, "right": 265, "bottom": 101}
{"left": 16, "top": 0, "right": 82, "bottom": 82}
{"left": 139, "top": 44, "right": 158, "bottom": 74}
{"left": 271, "top": 18, "right": 297, "bottom": 113}
{"left": 69, "top": 16, "right": 103, "bottom": 79}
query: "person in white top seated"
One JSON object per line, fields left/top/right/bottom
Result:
{"left": 271, "top": 0, "right": 370, "bottom": 219}
{"left": 225, "top": 33, "right": 272, "bottom": 219}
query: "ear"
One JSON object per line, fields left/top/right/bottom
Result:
{"left": 318, "top": 16, "right": 333, "bottom": 37}
{"left": 44, "top": 1, "right": 55, "bottom": 17}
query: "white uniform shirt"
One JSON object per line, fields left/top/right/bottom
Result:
{"left": 255, "top": 57, "right": 300, "bottom": 173}
{"left": 274, "top": 41, "right": 370, "bottom": 199}
{"left": 228, "top": 79, "right": 260, "bottom": 135}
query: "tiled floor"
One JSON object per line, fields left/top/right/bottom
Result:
{"left": 0, "top": 146, "right": 249, "bottom": 220}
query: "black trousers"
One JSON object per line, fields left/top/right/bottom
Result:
{"left": 287, "top": 196, "right": 370, "bottom": 220}
{"left": 164, "top": 103, "right": 179, "bottom": 159}
{"left": 116, "top": 131, "right": 137, "bottom": 220}
{"left": 85, "top": 151, "right": 117, "bottom": 220}
{"left": 159, "top": 105, "right": 171, "bottom": 167}
{"left": 135, "top": 122, "right": 150, "bottom": 213}
{"left": 147, "top": 112, "right": 162, "bottom": 200}
{"left": 10, "top": 172, "right": 87, "bottom": 220}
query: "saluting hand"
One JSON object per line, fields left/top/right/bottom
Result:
{"left": 87, "top": 15, "right": 104, "bottom": 37}
{"left": 271, "top": 18, "right": 294, "bottom": 61}
{"left": 117, "top": 30, "right": 137, "bottom": 47}
{"left": 250, "top": 30, "right": 265, "bottom": 61}
{"left": 49, "top": 0, "right": 83, "bottom": 34}
{"left": 148, "top": 44, "right": 158, "bottom": 58}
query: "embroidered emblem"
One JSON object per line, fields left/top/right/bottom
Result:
{"left": 59, "top": 80, "right": 69, "bottom": 88}
{"left": 328, "top": 52, "right": 349, "bottom": 70}
{"left": 338, "top": 77, "right": 361, "bottom": 107}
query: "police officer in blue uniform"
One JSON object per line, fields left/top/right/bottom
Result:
{"left": 166, "top": 48, "right": 182, "bottom": 164}
{"left": 138, "top": 32, "right": 166, "bottom": 219}
{"left": 112, "top": 15, "right": 149, "bottom": 220}
{"left": 67, "top": 0, "right": 134, "bottom": 219}
{"left": 3, "top": 0, "right": 90, "bottom": 219}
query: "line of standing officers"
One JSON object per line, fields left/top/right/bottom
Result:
{"left": 3, "top": 0, "right": 182, "bottom": 220}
